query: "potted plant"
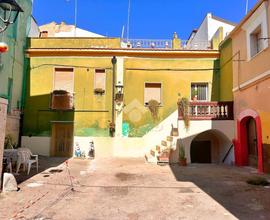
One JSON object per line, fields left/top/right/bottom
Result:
{"left": 147, "top": 99, "right": 160, "bottom": 121}
{"left": 4, "top": 134, "right": 16, "bottom": 149}
{"left": 177, "top": 97, "right": 190, "bottom": 131}
{"left": 191, "top": 89, "right": 198, "bottom": 101}
{"left": 179, "top": 144, "right": 187, "bottom": 166}
{"left": 94, "top": 88, "right": 105, "bottom": 95}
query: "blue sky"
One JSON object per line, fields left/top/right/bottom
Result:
{"left": 33, "top": 0, "right": 258, "bottom": 39}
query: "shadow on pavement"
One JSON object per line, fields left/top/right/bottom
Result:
{"left": 169, "top": 163, "right": 270, "bottom": 220}
{"left": 14, "top": 156, "right": 69, "bottom": 184}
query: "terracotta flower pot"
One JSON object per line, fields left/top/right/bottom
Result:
{"left": 179, "top": 158, "right": 187, "bottom": 166}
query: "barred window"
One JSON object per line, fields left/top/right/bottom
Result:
{"left": 191, "top": 83, "right": 208, "bottom": 101}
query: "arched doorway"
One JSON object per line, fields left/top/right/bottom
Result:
{"left": 190, "top": 129, "right": 234, "bottom": 164}
{"left": 235, "top": 109, "right": 263, "bottom": 172}
{"left": 246, "top": 118, "right": 258, "bottom": 168}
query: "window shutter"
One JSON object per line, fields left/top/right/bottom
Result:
{"left": 54, "top": 68, "right": 74, "bottom": 93}
{"left": 144, "top": 83, "right": 162, "bottom": 104}
{"left": 94, "top": 69, "right": 106, "bottom": 90}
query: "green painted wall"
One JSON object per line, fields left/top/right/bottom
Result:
{"left": 219, "top": 38, "right": 233, "bottom": 101}
{"left": 23, "top": 57, "right": 113, "bottom": 137}
{"left": 0, "top": 0, "right": 33, "bottom": 111}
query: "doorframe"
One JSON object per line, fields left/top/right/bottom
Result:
{"left": 235, "top": 109, "right": 263, "bottom": 172}
{"left": 51, "top": 121, "right": 74, "bottom": 157}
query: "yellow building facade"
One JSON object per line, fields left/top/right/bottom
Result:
{"left": 23, "top": 36, "right": 235, "bottom": 163}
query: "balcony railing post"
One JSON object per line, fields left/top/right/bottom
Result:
{"left": 178, "top": 101, "right": 234, "bottom": 120}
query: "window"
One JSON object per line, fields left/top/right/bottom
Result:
{"left": 244, "top": 2, "right": 269, "bottom": 60}
{"left": 144, "top": 83, "right": 162, "bottom": 105}
{"left": 191, "top": 83, "right": 208, "bottom": 101}
{"left": 250, "top": 25, "right": 263, "bottom": 57}
{"left": 94, "top": 69, "right": 106, "bottom": 93}
{"left": 54, "top": 68, "right": 74, "bottom": 93}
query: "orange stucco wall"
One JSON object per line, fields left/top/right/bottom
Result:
{"left": 232, "top": 2, "right": 270, "bottom": 87}
{"left": 231, "top": 0, "right": 270, "bottom": 172}
{"left": 234, "top": 78, "right": 270, "bottom": 145}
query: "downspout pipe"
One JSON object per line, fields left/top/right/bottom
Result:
{"left": 18, "top": 39, "right": 30, "bottom": 147}
{"left": 111, "top": 56, "right": 117, "bottom": 125}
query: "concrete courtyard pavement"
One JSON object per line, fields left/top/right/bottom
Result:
{"left": 0, "top": 158, "right": 270, "bottom": 220}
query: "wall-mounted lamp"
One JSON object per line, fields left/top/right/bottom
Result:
{"left": 115, "top": 83, "right": 124, "bottom": 105}
{"left": 0, "top": 0, "right": 23, "bottom": 33}
{"left": 115, "top": 83, "right": 124, "bottom": 92}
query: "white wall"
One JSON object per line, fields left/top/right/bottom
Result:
{"left": 191, "top": 15, "right": 209, "bottom": 43}
{"left": 208, "top": 17, "right": 235, "bottom": 41}
{"left": 55, "top": 28, "right": 104, "bottom": 38}
{"left": 74, "top": 137, "right": 146, "bottom": 158}
{"left": 22, "top": 136, "right": 51, "bottom": 156}
{"left": 21, "top": 113, "right": 235, "bottom": 164}
{"left": 168, "top": 120, "right": 235, "bottom": 163}
{"left": 28, "top": 17, "right": 40, "bottom": 37}
{"left": 189, "top": 13, "right": 235, "bottom": 49}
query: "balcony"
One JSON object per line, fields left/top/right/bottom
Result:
{"left": 50, "top": 90, "right": 74, "bottom": 110}
{"left": 121, "top": 39, "right": 211, "bottom": 50}
{"left": 178, "top": 101, "right": 234, "bottom": 120}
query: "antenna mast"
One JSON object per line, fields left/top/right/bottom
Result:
{"left": 74, "top": 0, "right": 77, "bottom": 37}
{"left": 127, "top": 0, "right": 131, "bottom": 40}
{"left": 245, "top": 0, "right": 249, "bottom": 15}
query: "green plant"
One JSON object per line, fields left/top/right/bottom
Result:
{"left": 191, "top": 89, "right": 198, "bottom": 100}
{"left": 178, "top": 97, "right": 190, "bottom": 130}
{"left": 4, "top": 134, "right": 16, "bottom": 149}
{"left": 179, "top": 144, "right": 186, "bottom": 160}
{"left": 147, "top": 99, "right": 160, "bottom": 121}
{"left": 94, "top": 88, "right": 105, "bottom": 95}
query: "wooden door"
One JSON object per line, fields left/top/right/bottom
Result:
{"left": 51, "top": 123, "right": 74, "bottom": 157}
{"left": 247, "top": 118, "right": 258, "bottom": 168}
{"left": 191, "top": 141, "right": 211, "bottom": 163}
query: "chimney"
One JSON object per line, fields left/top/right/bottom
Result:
{"left": 39, "top": 31, "right": 48, "bottom": 38}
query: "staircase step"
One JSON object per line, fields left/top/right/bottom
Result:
{"left": 167, "top": 136, "right": 173, "bottom": 142}
{"left": 161, "top": 140, "right": 167, "bottom": 146}
{"left": 145, "top": 154, "right": 158, "bottom": 164}
{"left": 150, "top": 149, "right": 156, "bottom": 157}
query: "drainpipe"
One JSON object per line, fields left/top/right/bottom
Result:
{"left": 111, "top": 56, "right": 117, "bottom": 127}
{"left": 18, "top": 40, "right": 30, "bottom": 147}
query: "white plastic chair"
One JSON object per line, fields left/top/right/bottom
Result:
{"left": 16, "top": 148, "right": 38, "bottom": 175}
{"left": 27, "top": 154, "right": 39, "bottom": 175}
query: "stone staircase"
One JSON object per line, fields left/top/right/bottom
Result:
{"left": 145, "top": 135, "right": 178, "bottom": 164}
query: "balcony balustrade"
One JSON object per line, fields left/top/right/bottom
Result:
{"left": 178, "top": 101, "right": 234, "bottom": 120}
{"left": 121, "top": 39, "right": 211, "bottom": 50}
